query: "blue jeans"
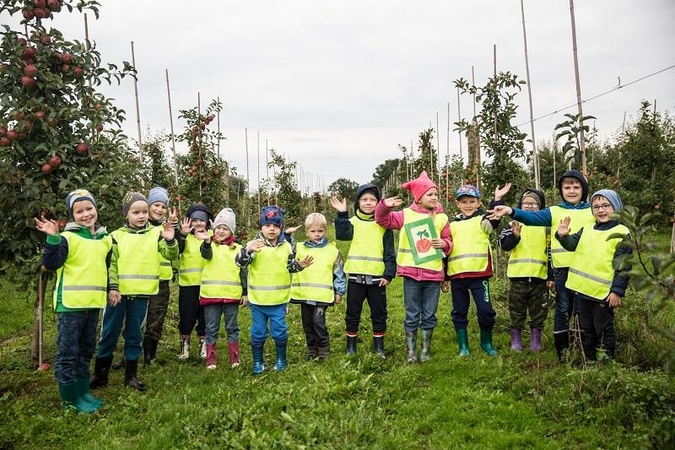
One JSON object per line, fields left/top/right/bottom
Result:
{"left": 97, "top": 296, "right": 149, "bottom": 361}
{"left": 249, "top": 303, "right": 288, "bottom": 345}
{"left": 553, "top": 268, "right": 578, "bottom": 333}
{"left": 204, "top": 303, "right": 240, "bottom": 345}
{"left": 402, "top": 278, "right": 440, "bottom": 332}
{"left": 55, "top": 310, "right": 99, "bottom": 384}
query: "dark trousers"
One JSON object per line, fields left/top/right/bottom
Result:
{"left": 345, "top": 281, "right": 387, "bottom": 335}
{"left": 553, "top": 268, "right": 580, "bottom": 334}
{"left": 55, "top": 310, "right": 99, "bottom": 384}
{"left": 144, "top": 280, "right": 170, "bottom": 342}
{"left": 508, "top": 278, "right": 549, "bottom": 330}
{"left": 178, "top": 285, "right": 205, "bottom": 337}
{"left": 579, "top": 296, "right": 616, "bottom": 360}
{"left": 300, "top": 303, "right": 330, "bottom": 347}
{"left": 97, "top": 296, "right": 148, "bottom": 361}
{"left": 450, "top": 277, "right": 496, "bottom": 330}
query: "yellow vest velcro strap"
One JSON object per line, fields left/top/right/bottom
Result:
{"left": 62, "top": 286, "right": 107, "bottom": 292}
{"left": 449, "top": 252, "right": 488, "bottom": 261}
{"left": 291, "top": 282, "right": 333, "bottom": 290}
{"left": 249, "top": 284, "right": 292, "bottom": 291}
{"left": 509, "top": 259, "right": 546, "bottom": 266}
{"left": 569, "top": 267, "right": 611, "bottom": 286}
{"left": 202, "top": 280, "right": 240, "bottom": 286}
{"left": 119, "top": 274, "right": 159, "bottom": 280}
{"left": 347, "top": 255, "right": 383, "bottom": 262}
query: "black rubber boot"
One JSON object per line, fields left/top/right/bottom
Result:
{"left": 89, "top": 356, "right": 113, "bottom": 389}
{"left": 345, "top": 335, "right": 357, "bottom": 356}
{"left": 111, "top": 356, "right": 126, "bottom": 371}
{"left": 124, "top": 359, "right": 146, "bottom": 391}
{"left": 373, "top": 335, "right": 386, "bottom": 359}
{"left": 143, "top": 337, "right": 156, "bottom": 366}
{"left": 554, "top": 332, "right": 570, "bottom": 362}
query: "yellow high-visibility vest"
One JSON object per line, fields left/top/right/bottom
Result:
{"left": 507, "top": 225, "right": 548, "bottom": 279}
{"left": 566, "top": 224, "right": 629, "bottom": 300}
{"left": 55, "top": 233, "right": 112, "bottom": 309}
{"left": 248, "top": 242, "right": 293, "bottom": 306}
{"left": 550, "top": 206, "right": 594, "bottom": 268}
{"left": 397, "top": 208, "right": 447, "bottom": 271}
{"left": 200, "top": 243, "right": 243, "bottom": 299}
{"left": 291, "top": 243, "right": 339, "bottom": 304}
{"left": 113, "top": 227, "right": 162, "bottom": 296}
{"left": 343, "top": 218, "right": 385, "bottom": 275}
{"left": 179, "top": 233, "right": 210, "bottom": 286}
{"left": 447, "top": 216, "right": 490, "bottom": 275}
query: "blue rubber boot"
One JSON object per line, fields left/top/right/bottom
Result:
{"left": 58, "top": 381, "right": 99, "bottom": 414}
{"left": 273, "top": 339, "right": 287, "bottom": 371}
{"left": 251, "top": 341, "right": 265, "bottom": 375}
{"left": 456, "top": 329, "right": 470, "bottom": 357}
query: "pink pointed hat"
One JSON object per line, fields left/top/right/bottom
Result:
{"left": 401, "top": 171, "right": 438, "bottom": 202}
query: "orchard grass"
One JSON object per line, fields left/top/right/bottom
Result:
{"left": 1, "top": 237, "right": 674, "bottom": 448}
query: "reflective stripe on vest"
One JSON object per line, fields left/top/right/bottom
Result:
{"left": 55, "top": 233, "right": 111, "bottom": 309}
{"left": 248, "top": 242, "right": 292, "bottom": 305}
{"left": 566, "top": 224, "right": 629, "bottom": 300}
{"left": 447, "top": 216, "right": 490, "bottom": 275}
{"left": 397, "top": 208, "right": 447, "bottom": 271}
{"left": 114, "top": 227, "right": 161, "bottom": 296}
{"left": 291, "top": 243, "right": 339, "bottom": 303}
{"left": 343, "top": 218, "right": 385, "bottom": 275}
{"left": 200, "top": 243, "right": 243, "bottom": 299}
{"left": 549, "top": 206, "right": 594, "bottom": 268}
{"left": 507, "top": 225, "right": 548, "bottom": 279}
{"left": 179, "top": 233, "right": 209, "bottom": 286}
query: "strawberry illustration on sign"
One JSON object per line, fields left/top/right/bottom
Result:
{"left": 415, "top": 230, "right": 432, "bottom": 253}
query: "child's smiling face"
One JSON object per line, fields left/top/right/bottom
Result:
{"left": 456, "top": 196, "right": 481, "bottom": 217}
{"left": 72, "top": 200, "right": 97, "bottom": 232}
{"left": 126, "top": 200, "right": 149, "bottom": 228}
{"left": 591, "top": 195, "right": 615, "bottom": 223}
{"left": 191, "top": 218, "right": 207, "bottom": 233}
{"left": 213, "top": 225, "right": 231, "bottom": 242}
{"left": 358, "top": 193, "right": 378, "bottom": 214}
{"left": 149, "top": 202, "right": 168, "bottom": 221}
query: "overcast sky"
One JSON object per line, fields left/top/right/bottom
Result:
{"left": 30, "top": 0, "right": 675, "bottom": 191}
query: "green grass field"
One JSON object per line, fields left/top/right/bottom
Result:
{"left": 0, "top": 234, "right": 673, "bottom": 449}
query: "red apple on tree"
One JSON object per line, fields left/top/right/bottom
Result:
{"left": 34, "top": 110, "right": 46, "bottom": 121}
{"left": 73, "top": 66, "right": 84, "bottom": 78}
{"left": 60, "top": 53, "right": 73, "bottom": 64}
{"left": 48, "top": 154, "right": 62, "bottom": 168}
{"left": 33, "top": 8, "right": 47, "bottom": 19}
{"left": 22, "top": 9, "right": 35, "bottom": 20}
{"left": 6, "top": 130, "right": 18, "bottom": 141}
{"left": 75, "top": 142, "right": 89, "bottom": 154}
{"left": 47, "top": 0, "right": 61, "bottom": 11}
{"left": 35, "top": 0, "right": 46, "bottom": 8}
{"left": 41, "top": 163, "right": 53, "bottom": 174}
{"left": 21, "top": 76, "right": 36, "bottom": 87}
{"left": 95, "top": 124, "right": 104, "bottom": 132}
{"left": 0, "top": 137, "right": 10, "bottom": 147}
{"left": 23, "top": 64, "right": 37, "bottom": 77}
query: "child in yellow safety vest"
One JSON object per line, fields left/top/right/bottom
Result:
{"left": 497, "top": 189, "right": 554, "bottom": 352}
{"left": 90, "top": 192, "right": 179, "bottom": 392}
{"left": 446, "top": 182, "right": 511, "bottom": 357}
{"left": 36, "top": 189, "right": 112, "bottom": 413}
{"left": 196, "top": 207, "right": 247, "bottom": 370}
{"left": 290, "top": 213, "right": 346, "bottom": 360}
{"left": 555, "top": 189, "right": 631, "bottom": 361}
{"left": 375, "top": 171, "right": 452, "bottom": 363}
{"left": 236, "top": 205, "right": 313, "bottom": 375}
{"left": 177, "top": 202, "right": 213, "bottom": 361}
{"left": 331, "top": 184, "right": 397, "bottom": 358}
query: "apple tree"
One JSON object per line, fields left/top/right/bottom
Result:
{"left": 0, "top": 0, "right": 137, "bottom": 271}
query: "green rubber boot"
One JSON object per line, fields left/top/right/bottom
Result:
{"left": 456, "top": 329, "right": 470, "bottom": 357}
{"left": 480, "top": 328, "right": 498, "bottom": 356}
{"left": 58, "top": 381, "right": 99, "bottom": 413}
{"left": 77, "top": 377, "right": 104, "bottom": 409}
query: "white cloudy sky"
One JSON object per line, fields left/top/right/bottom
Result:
{"left": 26, "top": 0, "right": 675, "bottom": 190}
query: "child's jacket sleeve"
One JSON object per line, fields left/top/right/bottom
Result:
{"left": 334, "top": 211, "right": 354, "bottom": 241}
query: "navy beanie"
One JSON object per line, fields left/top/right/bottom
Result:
{"left": 260, "top": 205, "right": 284, "bottom": 228}
{"left": 122, "top": 192, "right": 148, "bottom": 218}
{"left": 65, "top": 189, "right": 97, "bottom": 219}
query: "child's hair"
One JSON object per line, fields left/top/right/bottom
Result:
{"left": 304, "top": 212, "right": 327, "bottom": 229}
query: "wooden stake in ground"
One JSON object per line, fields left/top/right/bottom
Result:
{"left": 31, "top": 269, "right": 49, "bottom": 370}
{"left": 520, "top": 0, "right": 540, "bottom": 190}
{"left": 165, "top": 69, "right": 180, "bottom": 210}
{"left": 569, "top": 0, "right": 587, "bottom": 176}
{"left": 131, "top": 41, "right": 143, "bottom": 164}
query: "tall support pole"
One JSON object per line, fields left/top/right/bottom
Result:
{"left": 569, "top": 0, "right": 587, "bottom": 176}
{"left": 256, "top": 130, "right": 260, "bottom": 217}
{"left": 130, "top": 41, "right": 143, "bottom": 163}
{"left": 520, "top": 0, "right": 540, "bottom": 189}
{"left": 216, "top": 96, "right": 221, "bottom": 158}
{"left": 165, "top": 70, "right": 179, "bottom": 208}
{"left": 457, "top": 86, "right": 463, "bottom": 161}
{"left": 245, "top": 127, "right": 250, "bottom": 230}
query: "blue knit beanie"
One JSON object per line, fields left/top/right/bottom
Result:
{"left": 260, "top": 205, "right": 284, "bottom": 228}
{"left": 147, "top": 186, "right": 169, "bottom": 206}
{"left": 591, "top": 189, "right": 623, "bottom": 212}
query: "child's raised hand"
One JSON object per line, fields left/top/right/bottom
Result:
{"left": 167, "top": 207, "right": 178, "bottom": 226}
{"left": 557, "top": 216, "right": 571, "bottom": 237}
{"left": 285, "top": 224, "right": 302, "bottom": 235}
{"left": 494, "top": 183, "right": 512, "bottom": 201}
{"left": 194, "top": 230, "right": 210, "bottom": 242}
{"left": 180, "top": 217, "right": 192, "bottom": 235}
{"left": 297, "top": 255, "right": 314, "bottom": 268}
{"left": 485, "top": 205, "right": 512, "bottom": 220}
{"left": 34, "top": 216, "right": 60, "bottom": 236}
{"left": 510, "top": 221, "right": 522, "bottom": 237}
{"left": 384, "top": 196, "right": 403, "bottom": 208}
{"left": 246, "top": 238, "right": 265, "bottom": 253}
{"left": 162, "top": 220, "right": 176, "bottom": 241}
{"left": 330, "top": 196, "right": 347, "bottom": 212}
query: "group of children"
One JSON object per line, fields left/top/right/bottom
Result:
{"left": 36, "top": 168, "right": 631, "bottom": 414}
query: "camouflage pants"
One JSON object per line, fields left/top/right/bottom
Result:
{"left": 508, "top": 278, "right": 549, "bottom": 330}
{"left": 144, "top": 280, "right": 170, "bottom": 342}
